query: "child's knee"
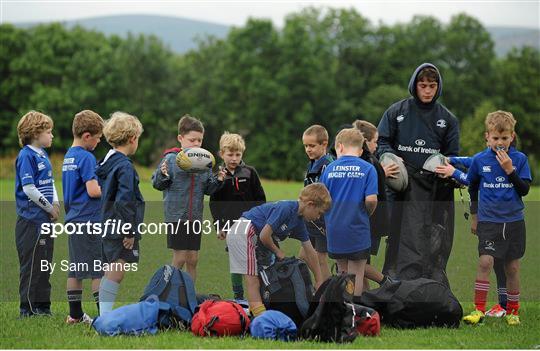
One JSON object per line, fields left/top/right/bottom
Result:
{"left": 317, "top": 252, "right": 328, "bottom": 262}
{"left": 505, "top": 261, "right": 520, "bottom": 277}
{"left": 478, "top": 255, "right": 494, "bottom": 272}
{"left": 186, "top": 252, "right": 199, "bottom": 266}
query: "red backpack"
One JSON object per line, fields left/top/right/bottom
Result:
{"left": 191, "top": 300, "right": 250, "bottom": 337}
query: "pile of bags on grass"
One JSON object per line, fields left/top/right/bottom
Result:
{"left": 92, "top": 258, "right": 462, "bottom": 343}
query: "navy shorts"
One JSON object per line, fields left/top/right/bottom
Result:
{"left": 329, "top": 248, "right": 370, "bottom": 261}
{"left": 102, "top": 238, "right": 140, "bottom": 264}
{"left": 167, "top": 221, "right": 202, "bottom": 251}
{"left": 308, "top": 233, "right": 328, "bottom": 253}
{"left": 477, "top": 220, "right": 526, "bottom": 260}
{"left": 67, "top": 222, "right": 103, "bottom": 279}
{"left": 369, "top": 235, "right": 381, "bottom": 256}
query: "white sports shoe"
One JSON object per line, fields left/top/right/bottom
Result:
{"left": 66, "top": 312, "right": 93, "bottom": 325}
{"left": 485, "top": 304, "right": 507, "bottom": 318}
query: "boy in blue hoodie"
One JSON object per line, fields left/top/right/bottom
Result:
{"left": 152, "top": 115, "right": 224, "bottom": 283}
{"left": 96, "top": 112, "right": 145, "bottom": 315}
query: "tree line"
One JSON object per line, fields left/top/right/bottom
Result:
{"left": 1, "top": 8, "right": 538, "bottom": 182}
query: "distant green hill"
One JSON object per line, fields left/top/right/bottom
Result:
{"left": 12, "top": 14, "right": 540, "bottom": 56}
{"left": 16, "top": 14, "right": 230, "bottom": 53}
{"left": 486, "top": 26, "right": 540, "bottom": 56}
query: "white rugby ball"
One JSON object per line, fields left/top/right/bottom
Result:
{"left": 176, "top": 147, "right": 215, "bottom": 172}
{"left": 379, "top": 152, "right": 408, "bottom": 192}
{"left": 422, "top": 153, "right": 447, "bottom": 173}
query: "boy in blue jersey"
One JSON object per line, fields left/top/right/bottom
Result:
{"left": 300, "top": 125, "right": 333, "bottom": 281}
{"left": 461, "top": 111, "right": 531, "bottom": 326}
{"left": 15, "top": 111, "right": 59, "bottom": 317}
{"left": 437, "top": 153, "right": 509, "bottom": 318}
{"left": 95, "top": 112, "right": 145, "bottom": 315}
{"left": 321, "top": 128, "right": 378, "bottom": 299}
{"left": 62, "top": 110, "right": 104, "bottom": 324}
{"left": 226, "top": 183, "right": 331, "bottom": 317}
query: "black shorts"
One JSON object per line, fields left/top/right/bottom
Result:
{"left": 329, "top": 248, "right": 370, "bottom": 261}
{"left": 67, "top": 222, "right": 103, "bottom": 279}
{"left": 477, "top": 220, "right": 526, "bottom": 260}
{"left": 102, "top": 238, "right": 140, "bottom": 264}
{"left": 369, "top": 235, "right": 381, "bottom": 256}
{"left": 166, "top": 221, "right": 202, "bottom": 251}
{"left": 308, "top": 233, "right": 328, "bottom": 253}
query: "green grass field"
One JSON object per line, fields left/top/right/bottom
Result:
{"left": 0, "top": 177, "right": 539, "bottom": 349}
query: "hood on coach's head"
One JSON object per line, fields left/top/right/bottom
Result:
{"left": 408, "top": 62, "right": 442, "bottom": 105}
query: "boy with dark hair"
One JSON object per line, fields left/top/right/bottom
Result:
{"left": 96, "top": 112, "right": 145, "bottom": 315}
{"left": 377, "top": 63, "right": 459, "bottom": 286}
{"left": 15, "top": 111, "right": 59, "bottom": 317}
{"left": 321, "top": 128, "right": 378, "bottom": 298}
{"left": 462, "top": 111, "right": 531, "bottom": 326}
{"left": 152, "top": 114, "right": 225, "bottom": 282}
{"left": 62, "top": 110, "right": 104, "bottom": 323}
{"left": 300, "top": 124, "right": 333, "bottom": 281}
{"left": 210, "top": 132, "right": 266, "bottom": 300}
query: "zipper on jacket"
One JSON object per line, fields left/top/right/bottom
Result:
{"left": 502, "top": 223, "right": 506, "bottom": 240}
{"left": 189, "top": 174, "right": 195, "bottom": 221}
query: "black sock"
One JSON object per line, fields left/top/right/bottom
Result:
{"left": 67, "top": 289, "right": 83, "bottom": 319}
{"left": 93, "top": 291, "right": 100, "bottom": 315}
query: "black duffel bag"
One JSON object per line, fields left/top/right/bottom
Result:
{"left": 359, "top": 277, "right": 462, "bottom": 329}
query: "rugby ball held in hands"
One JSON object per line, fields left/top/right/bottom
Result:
{"left": 176, "top": 147, "right": 216, "bottom": 172}
{"left": 379, "top": 152, "right": 408, "bottom": 192}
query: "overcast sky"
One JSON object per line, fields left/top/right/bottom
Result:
{"left": 1, "top": 0, "right": 539, "bottom": 29}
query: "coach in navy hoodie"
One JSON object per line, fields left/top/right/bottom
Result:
{"left": 377, "top": 63, "right": 459, "bottom": 287}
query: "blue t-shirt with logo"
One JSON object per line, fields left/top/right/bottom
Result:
{"left": 321, "top": 155, "right": 378, "bottom": 254}
{"left": 242, "top": 201, "right": 310, "bottom": 242}
{"left": 467, "top": 147, "right": 532, "bottom": 223}
{"left": 15, "top": 146, "right": 54, "bottom": 223}
{"left": 62, "top": 146, "right": 101, "bottom": 222}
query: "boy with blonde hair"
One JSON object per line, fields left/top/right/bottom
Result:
{"left": 62, "top": 110, "right": 104, "bottom": 323}
{"left": 152, "top": 115, "right": 224, "bottom": 282}
{"left": 463, "top": 111, "right": 531, "bottom": 326}
{"left": 210, "top": 132, "right": 266, "bottom": 300}
{"left": 226, "top": 183, "right": 330, "bottom": 316}
{"left": 321, "top": 128, "right": 378, "bottom": 299}
{"left": 300, "top": 125, "right": 333, "bottom": 281}
{"left": 96, "top": 112, "right": 145, "bottom": 315}
{"left": 15, "top": 111, "right": 59, "bottom": 317}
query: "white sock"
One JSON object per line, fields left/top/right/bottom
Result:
{"left": 98, "top": 278, "right": 119, "bottom": 316}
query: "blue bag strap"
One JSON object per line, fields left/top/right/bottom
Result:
{"left": 174, "top": 305, "right": 194, "bottom": 323}
{"left": 178, "top": 269, "right": 198, "bottom": 314}
{"left": 140, "top": 265, "right": 172, "bottom": 302}
{"left": 290, "top": 264, "right": 309, "bottom": 317}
